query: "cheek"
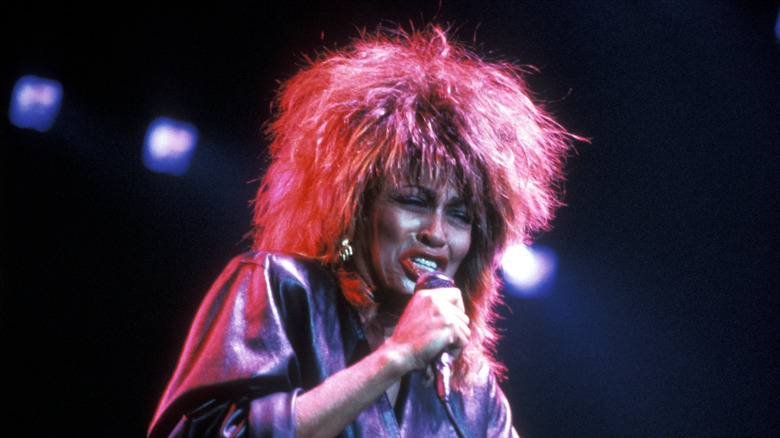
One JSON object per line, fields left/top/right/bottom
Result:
{"left": 451, "top": 229, "right": 472, "bottom": 268}
{"left": 374, "top": 207, "right": 411, "bottom": 248}
{"left": 370, "top": 209, "right": 403, "bottom": 272}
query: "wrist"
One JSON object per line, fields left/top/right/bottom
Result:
{"left": 375, "top": 338, "right": 415, "bottom": 378}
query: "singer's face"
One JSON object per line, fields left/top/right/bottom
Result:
{"left": 355, "top": 180, "right": 472, "bottom": 309}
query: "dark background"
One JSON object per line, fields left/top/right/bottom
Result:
{"left": 3, "top": 1, "right": 779, "bottom": 436}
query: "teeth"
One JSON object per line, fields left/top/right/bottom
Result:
{"left": 412, "top": 258, "right": 438, "bottom": 272}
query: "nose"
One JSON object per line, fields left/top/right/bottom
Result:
{"left": 418, "top": 211, "right": 447, "bottom": 248}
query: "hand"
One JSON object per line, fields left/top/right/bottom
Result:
{"left": 381, "top": 286, "right": 471, "bottom": 373}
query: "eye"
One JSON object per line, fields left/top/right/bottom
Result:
{"left": 394, "top": 195, "right": 428, "bottom": 211}
{"left": 448, "top": 208, "right": 473, "bottom": 226}
{"left": 391, "top": 187, "right": 431, "bottom": 208}
{"left": 397, "top": 195, "right": 423, "bottom": 205}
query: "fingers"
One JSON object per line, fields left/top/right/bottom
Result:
{"left": 438, "top": 286, "right": 467, "bottom": 312}
{"left": 428, "top": 288, "right": 470, "bottom": 349}
{"left": 390, "top": 287, "right": 471, "bottom": 368}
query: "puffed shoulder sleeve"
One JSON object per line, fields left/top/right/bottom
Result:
{"left": 148, "top": 252, "right": 348, "bottom": 438}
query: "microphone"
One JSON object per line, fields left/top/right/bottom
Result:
{"left": 414, "top": 271, "right": 457, "bottom": 403}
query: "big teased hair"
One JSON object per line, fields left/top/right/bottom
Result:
{"left": 251, "top": 25, "right": 578, "bottom": 389}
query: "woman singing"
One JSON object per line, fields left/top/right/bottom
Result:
{"left": 149, "top": 25, "right": 578, "bottom": 438}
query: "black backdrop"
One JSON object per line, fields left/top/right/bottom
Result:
{"left": 4, "top": 1, "right": 779, "bottom": 436}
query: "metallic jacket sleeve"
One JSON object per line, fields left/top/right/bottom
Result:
{"left": 147, "top": 252, "right": 354, "bottom": 438}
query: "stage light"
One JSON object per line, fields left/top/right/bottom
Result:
{"left": 8, "top": 75, "right": 63, "bottom": 132}
{"left": 142, "top": 117, "right": 198, "bottom": 176}
{"left": 501, "top": 243, "right": 558, "bottom": 297}
{"left": 775, "top": 7, "right": 780, "bottom": 41}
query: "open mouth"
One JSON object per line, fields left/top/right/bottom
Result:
{"left": 401, "top": 255, "right": 446, "bottom": 281}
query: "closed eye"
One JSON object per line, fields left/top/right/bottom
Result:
{"left": 395, "top": 195, "right": 427, "bottom": 208}
{"left": 448, "top": 208, "right": 472, "bottom": 226}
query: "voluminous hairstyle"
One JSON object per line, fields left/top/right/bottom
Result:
{"left": 251, "top": 25, "right": 578, "bottom": 389}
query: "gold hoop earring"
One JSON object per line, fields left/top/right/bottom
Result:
{"left": 338, "top": 239, "right": 353, "bottom": 263}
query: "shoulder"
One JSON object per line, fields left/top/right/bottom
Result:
{"left": 235, "top": 251, "right": 335, "bottom": 286}
{"left": 225, "top": 251, "right": 340, "bottom": 307}
{"left": 231, "top": 251, "right": 330, "bottom": 278}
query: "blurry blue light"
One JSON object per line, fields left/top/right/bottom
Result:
{"left": 775, "top": 7, "right": 780, "bottom": 41}
{"left": 143, "top": 117, "right": 198, "bottom": 176}
{"left": 9, "top": 75, "right": 63, "bottom": 132}
{"left": 501, "top": 244, "right": 557, "bottom": 297}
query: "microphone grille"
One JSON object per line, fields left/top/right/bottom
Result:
{"left": 414, "top": 271, "right": 455, "bottom": 291}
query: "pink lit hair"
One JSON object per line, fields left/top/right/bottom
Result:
{"left": 251, "top": 25, "right": 579, "bottom": 389}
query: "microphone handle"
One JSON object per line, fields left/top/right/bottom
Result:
{"left": 413, "top": 272, "right": 467, "bottom": 438}
{"left": 413, "top": 272, "right": 457, "bottom": 403}
{"left": 435, "top": 350, "right": 453, "bottom": 402}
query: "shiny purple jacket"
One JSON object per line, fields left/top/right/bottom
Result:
{"left": 149, "top": 252, "right": 518, "bottom": 437}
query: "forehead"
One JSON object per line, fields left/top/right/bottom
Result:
{"left": 383, "top": 152, "right": 468, "bottom": 194}
{"left": 369, "top": 135, "right": 485, "bottom": 216}
{"left": 382, "top": 178, "right": 465, "bottom": 201}
{"left": 382, "top": 168, "right": 466, "bottom": 198}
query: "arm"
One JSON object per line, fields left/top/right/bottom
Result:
{"left": 293, "top": 340, "right": 405, "bottom": 438}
